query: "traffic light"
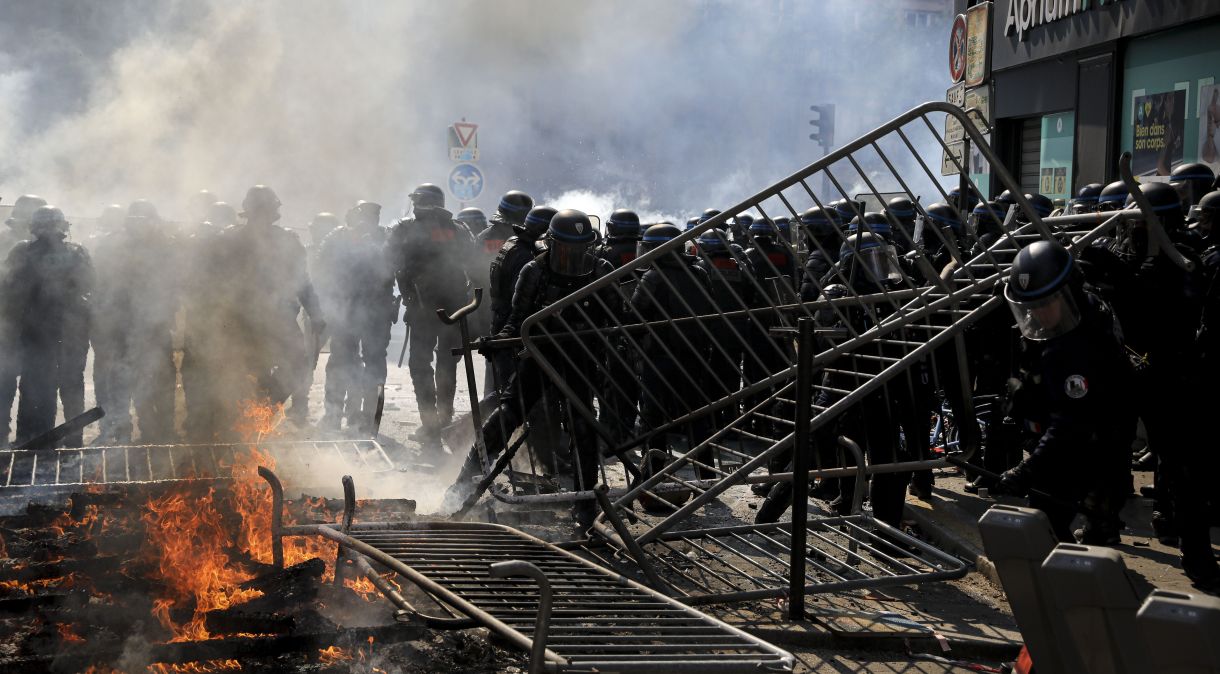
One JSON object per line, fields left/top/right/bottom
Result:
{"left": 809, "top": 104, "right": 836, "bottom": 149}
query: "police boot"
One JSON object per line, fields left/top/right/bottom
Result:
{"left": 439, "top": 449, "right": 485, "bottom": 515}
{"left": 755, "top": 482, "right": 793, "bottom": 524}
{"left": 1151, "top": 511, "right": 1180, "bottom": 547}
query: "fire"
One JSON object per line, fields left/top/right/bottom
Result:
{"left": 142, "top": 487, "right": 264, "bottom": 641}
{"left": 317, "top": 646, "right": 350, "bottom": 664}
{"left": 0, "top": 572, "right": 80, "bottom": 596}
{"left": 55, "top": 621, "right": 85, "bottom": 643}
{"left": 147, "top": 659, "right": 242, "bottom": 673}
{"left": 136, "top": 398, "right": 344, "bottom": 642}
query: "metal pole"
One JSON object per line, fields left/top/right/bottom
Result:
{"left": 488, "top": 561, "right": 552, "bottom": 674}
{"left": 788, "top": 317, "right": 814, "bottom": 621}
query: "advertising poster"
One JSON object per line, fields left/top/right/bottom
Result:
{"left": 964, "top": 2, "right": 990, "bottom": 87}
{"left": 1132, "top": 90, "right": 1186, "bottom": 176}
{"left": 1039, "top": 112, "right": 1073, "bottom": 201}
{"left": 1200, "top": 83, "right": 1220, "bottom": 172}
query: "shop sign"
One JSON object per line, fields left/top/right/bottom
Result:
{"left": 1004, "top": 0, "right": 1126, "bottom": 42}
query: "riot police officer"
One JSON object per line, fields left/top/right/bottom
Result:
{"left": 0, "top": 195, "right": 46, "bottom": 446}
{"left": 442, "top": 210, "right": 615, "bottom": 526}
{"left": 693, "top": 227, "right": 756, "bottom": 431}
{"left": 742, "top": 217, "right": 797, "bottom": 437}
{"left": 631, "top": 223, "right": 715, "bottom": 478}
{"left": 729, "top": 213, "right": 754, "bottom": 247}
{"left": 593, "top": 208, "right": 643, "bottom": 445}
{"left": 487, "top": 205, "right": 556, "bottom": 388}
{"left": 388, "top": 183, "right": 474, "bottom": 448}
{"left": 998, "top": 241, "right": 1134, "bottom": 543}
{"left": 318, "top": 201, "right": 394, "bottom": 435}
{"left": 1, "top": 206, "right": 93, "bottom": 447}
{"left": 213, "top": 186, "right": 323, "bottom": 432}
{"left": 885, "top": 196, "right": 918, "bottom": 253}
{"left": 799, "top": 207, "right": 841, "bottom": 299}
{"left": 92, "top": 201, "right": 180, "bottom": 443}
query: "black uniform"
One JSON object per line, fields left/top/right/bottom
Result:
{"left": 592, "top": 233, "right": 641, "bottom": 445}
{"left": 212, "top": 221, "right": 321, "bottom": 431}
{"left": 91, "top": 223, "right": 181, "bottom": 443}
{"left": 1004, "top": 293, "right": 1135, "bottom": 541}
{"left": 694, "top": 237, "right": 757, "bottom": 429}
{"left": 443, "top": 251, "right": 616, "bottom": 511}
{"left": 742, "top": 232, "right": 797, "bottom": 435}
{"left": 631, "top": 253, "right": 715, "bottom": 476}
{"left": 317, "top": 225, "right": 396, "bottom": 434}
{"left": 1, "top": 237, "right": 93, "bottom": 446}
{"left": 388, "top": 206, "right": 474, "bottom": 438}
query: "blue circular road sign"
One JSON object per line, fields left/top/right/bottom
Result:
{"left": 448, "top": 163, "right": 484, "bottom": 202}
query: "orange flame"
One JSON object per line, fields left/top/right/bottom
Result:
{"left": 317, "top": 646, "right": 350, "bottom": 664}
{"left": 56, "top": 621, "right": 85, "bottom": 643}
{"left": 147, "top": 659, "right": 242, "bottom": 673}
{"left": 137, "top": 398, "right": 343, "bottom": 641}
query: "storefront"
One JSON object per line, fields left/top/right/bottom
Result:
{"left": 951, "top": 0, "right": 1220, "bottom": 200}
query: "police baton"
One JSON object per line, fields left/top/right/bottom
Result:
{"left": 942, "top": 454, "right": 1099, "bottom": 518}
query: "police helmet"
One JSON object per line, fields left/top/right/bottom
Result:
{"left": 29, "top": 205, "right": 69, "bottom": 239}
{"left": 191, "top": 189, "right": 217, "bottom": 221}
{"left": 6, "top": 195, "right": 47, "bottom": 229}
{"left": 1169, "top": 162, "right": 1216, "bottom": 206}
{"left": 828, "top": 199, "right": 859, "bottom": 225}
{"left": 948, "top": 186, "right": 979, "bottom": 211}
{"left": 1071, "top": 183, "right": 1103, "bottom": 213}
{"left": 773, "top": 215, "right": 791, "bottom": 235}
{"left": 638, "top": 222, "right": 683, "bottom": 257}
{"left": 839, "top": 231, "right": 899, "bottom": 284}
{"left": 454, "top": 206, "right": 486, "bottom": 230}
{"left": 546, "top": 209, "right": 597, "bottom": 276}
{"left": 1096, "top": 181, "right": 1129, "bottom": 212}
{"left": 128, "top": 199, "right": 162, "bottom": 223}
{"left": 969, "top": 201, "right": 1004, "bottom": 237}
{"left": 98, "top": 204, "right": 126, "bottom": 233}
{"left": 606, "top": 209, "right": 641, "bottom": 239}
{"left": 521, "top": 205, "right": 557, "bottom": 239}
{"left": 923, "top": 201, "right": 962, "bottom": 233}
{"left": 995, "top": 190, "right": 1016, "bottom": 207}
{"left": 699, "top": 208, "right": 722, "bottom": 224}
{"left": 348, "top": 201, "right": 383, "bottom": 228}
{"left": 848, "top": 212, "right": 892, "bottom": 239}
{"left": 207, "top": 202, "right": 238, "bottom": 229}
{"left": 495, "top": 190, "right": 533, "bottom": 224}
{"left": 886, "top": 196, "right": 917, "bottom": 222}
{"left": 241, "top": 185, "right": 281, "bottom": 222}
{"left": 408, "top": 183, "right": 445, "bottom": 210}
{"left": 685, "top": 216, "right": 699, "bottom": 230}
{"left": 1126, "top": 181, "right": 1186, "bottom": 230}
{"left": 748, "top": 216, "right": 777, "bottom": 239}
{"left": 799, "top": 207, "right": 837, "bottom": 240}
{"left": 697, "top": 228, "right": 731, "bottom": 252}
{"left": 1024, "top": 193, "right": 1054, "bottom": 218}
{"left": 731, "top": 213, "right": 754, "bottom": 229}
{"left": 1196, "top": 190, "right": 1220, "bottom": 232}
{"left": 1004, "top": 240, "right": 1084, "bottom": 341}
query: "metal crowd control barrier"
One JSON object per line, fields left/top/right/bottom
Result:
{"left": 259, "top": 470, "right": 795, "bottom": 673}
{"left": 461, "top": 102, "right": 1173, "bottom": 602}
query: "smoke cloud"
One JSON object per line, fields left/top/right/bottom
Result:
{"left": 1, "top": 1, "right": 951, "bottom": 228}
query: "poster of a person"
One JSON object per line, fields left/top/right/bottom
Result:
{"left": 1200, "top": 83, "right": 1219, "bottom": 169}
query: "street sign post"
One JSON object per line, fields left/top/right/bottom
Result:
{"left": 448, "top": 163, "right": 485, "bottom": 203}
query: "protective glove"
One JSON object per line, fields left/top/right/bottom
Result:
{"left": 997, "top": 465, "right": 1032, "bottom": 498}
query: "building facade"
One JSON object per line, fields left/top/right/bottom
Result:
{"left": 953, "top": 0, "right": 1220, "bottom": 200}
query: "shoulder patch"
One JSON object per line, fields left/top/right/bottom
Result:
{"left": 1064, "top": 374, "right": 1088, "bottom": 399}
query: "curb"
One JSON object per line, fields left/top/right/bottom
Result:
{"left": 904, "top": 502, "right": 1004, "bottom": 590}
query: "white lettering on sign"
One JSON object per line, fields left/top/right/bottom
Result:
{"left": 1005, "top": 0, "right": 1123, "bottom": 42}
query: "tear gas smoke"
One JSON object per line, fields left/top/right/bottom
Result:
{"left": 0, "top": 1, "right": 952, "bottom": 226}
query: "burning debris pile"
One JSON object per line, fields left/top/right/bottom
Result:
{"left": 0, "top": 400, "right": 501, "bottom": 673}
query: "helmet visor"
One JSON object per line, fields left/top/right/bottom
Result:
{"left": 1004, "top": 284, "right": 1081, "bottom": 341}
{"left": 548, "top": 239, "right": 595, "bottom": 276}
{"left": 854, "top": 244, "right": 901, "bottom": 284}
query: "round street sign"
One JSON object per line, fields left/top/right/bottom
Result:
{"left": 447, "top": 163, "right": 484, "bottom": 203}
{"left": 949, "top": 14, "right": 967, "bottom": 83}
